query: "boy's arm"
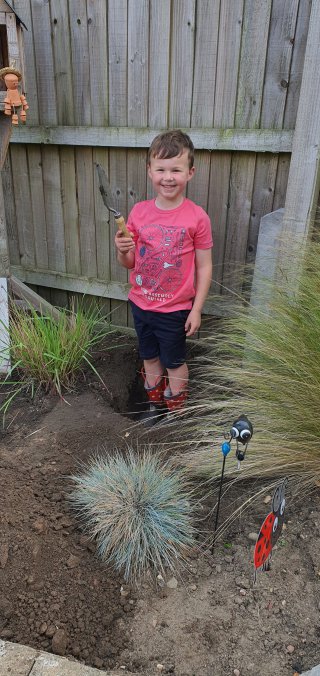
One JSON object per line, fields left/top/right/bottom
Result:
{"left": 115, "top": 230, "right": 135, "bottom": 270}
{"left": 185, "top": 248, "right": 212, "bottom": 337}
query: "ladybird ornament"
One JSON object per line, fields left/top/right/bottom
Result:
{"left": 254, "top": 478, "right": 288, "bottom": 581}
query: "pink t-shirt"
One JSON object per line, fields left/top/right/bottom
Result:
{"left": 127, "top": 198, "right": 213, "bottom": 312}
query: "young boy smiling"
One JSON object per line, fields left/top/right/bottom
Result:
{"left": 115, "top": 130, "right": 213, "bottom": 422}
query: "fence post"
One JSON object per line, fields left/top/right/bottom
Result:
{"left": 276, "top": 0, "right": 320, "bottom": 282}
{"left": 250, "top": 209, "right": 284, "bottom": 309}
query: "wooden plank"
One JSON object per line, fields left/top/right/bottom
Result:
{"left": 75, "top": 146, "right": 97, "bottom": 277}
{"left": 50, "top": 0, "right": 75, "bottom": 125}
{"left": 0, "top": 170, "right": 9, "bottom": 275}
{"left": 246, "top": 2, "right": 299, "bottom": 267}
{"left": 0, "top": 115, "right": 11, "bottom": 169}
{"left": 235, "top": 0, "right": 272, "bottom": 128}
{"left": 27, "top": 145, "right": 48, "bottom": 269}
{"left": 108, "top": 0, "right": 128, "bottom": 126}
{"left": 207, "top": 151, "right": 232, "bottom": 294}
{"left": 191, "top": 0, "right": 220, "bottom": 127}
{"left": 60, "top": 146, "right": 81, "bottom": 275}
{"left": 9, "top": 274, "right": 62, "bottom": 322}
{"left": 187, "top": 150, "right": 210, "bottom": 211}
{"left": 214, "top": 0, "right": 244, "bottom": 126}
{"left": 0, "top": 277, "right": 10, "bottom": 373}
{"left": 13, "top": 0, "right": 39, "bottom": 124}
{"left": 283, "top": 0, "right": 312, "bottom": 129}
{"left": 169, "top": 0, "right": 196, "bottom": 127}
{"left": 10, "top": 125, "right": 294, "bottom": 152}
{"left": 109, "top": 149, "right": 128, "bottom": 326}
{"left": 87, "top": 0, "right": 108, "bottom": 126}
{"left": 93, "top": 147, "right": 110, "bottom": 316}
{"left": 0, "top": 12, "right": 5, "bottom": 22}
{"left": 29, "top": 0, "right": 57, "bottom": 125}
{"left": 16, "top": 23, "right": 26, "bottom": 87}
{"left": 222, "top": 152, "right": 256, "bottom": 293}
{"left": 68, "top": 0, "right": 91, "bottom": 126}
{"left": 272, "top": 153, "right": 290, "bottom": 211}
{"left": 10, "top": 264, "right": 239, "bottom": 318}
{"left": 278, "top": 0, "right": 320, "bottom": 262}
{"left": 246, "top": 154, "right": 278, "bottom": 265}
{"left": 6, "top": 13, "right": 20, "bottom": 71}
{"left": 1, "top": 151, "right": 19, "bottom": 265}
{"left": 148, "top": 0, "right": 170, "bottom": 127}
{"left": 10, "top": 144, "right": 35, "bottom": 267}
{"left": 128, "top": 0, "right": 149, "bottom": 127}
{"left": 260, "top": 0, "right": 299, "bottom": 129}
{"left": 41, "top": 146, "right": 66, "bottom": 273}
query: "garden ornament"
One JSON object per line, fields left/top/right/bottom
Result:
{"left": 95, "top": 163, "right": 132, "bottom": 237}
{"left": 0, "top": 64, "right": 29, "bottom": 125}
{"left": 212, "top": 415, "right": 253, "bottom": 552}
{"left": 254, "top": 478, "right": 288, "bottom": 582}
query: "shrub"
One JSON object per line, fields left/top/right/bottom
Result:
{"left": 70, "top": 447, "right": 196, "bottom": 582}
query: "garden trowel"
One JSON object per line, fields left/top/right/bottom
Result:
{"left": 95, "top": 163, "right": 131, "bottom": 238}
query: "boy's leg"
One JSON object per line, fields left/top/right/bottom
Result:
{"left": 166, "top": 362, "right": 188, "bottom": 396}
{"left": 144, "top": 356, "right": 164, "bottom": 388}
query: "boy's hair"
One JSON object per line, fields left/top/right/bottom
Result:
{"left": 148, "top": 129, "right": 194, "bottom": 169}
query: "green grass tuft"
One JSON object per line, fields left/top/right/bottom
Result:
{"left": 70, "top": 447, "right": 196, "bottom": 582}
{"left": 0, "top": 300, "right": 114, "bottom": 418}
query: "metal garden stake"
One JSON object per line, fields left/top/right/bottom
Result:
{"left": 212, "top": 415, "right": 253, "bottom": 552}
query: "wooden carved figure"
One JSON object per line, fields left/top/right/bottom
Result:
{"left": 0, "top": 65, "right": 28, "bottom": 125}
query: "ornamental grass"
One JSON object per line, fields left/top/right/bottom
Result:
{"left": 180, "top": 239, "right": 320, "bottom": 494}
{"left": 70, "top": 447, "right": 196, "bottom": 582}
{"left": 0, "top": 300, "right": 113, "bottom": 417}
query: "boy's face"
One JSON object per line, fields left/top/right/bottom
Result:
{"left": 148, "top": 150, "right": 195, "bottom": 208}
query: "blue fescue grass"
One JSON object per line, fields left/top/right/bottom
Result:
{"left": 70, "top": 447, "right": 196, "bottom": 582}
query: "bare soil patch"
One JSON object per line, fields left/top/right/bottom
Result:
{"left": 0, "top": 333, "right": 319, "bottom": 675}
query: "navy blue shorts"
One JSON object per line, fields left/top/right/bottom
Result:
{"left": 129, "top": 301, "right": 189, "bottom": 369}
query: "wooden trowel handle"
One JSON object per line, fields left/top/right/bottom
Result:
{"left": 115, "top": 215, "right": 132, "bottom": 238}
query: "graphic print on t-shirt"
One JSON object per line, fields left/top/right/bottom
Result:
{"left": 135, "top": 224, "right": 186, "bottom": 302}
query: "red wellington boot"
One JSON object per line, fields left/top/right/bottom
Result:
{"left": 139, "top": 368, "right": 167, "bottom": 426}
{"left": 164, "top": 387, "right": 188, "bottom": 415}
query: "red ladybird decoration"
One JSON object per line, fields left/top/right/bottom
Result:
{"left": 254, "top": 478, "right": 288, "bottom": 580}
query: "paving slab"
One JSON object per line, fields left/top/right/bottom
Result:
{"left": 0, "top": 640, "right": 136, "bottom": 676}
{"left": 0, "top": 639, "right": 36, "bottom": 675}
{"left": 301, "top": 667, "right": 320, "bottom": 676}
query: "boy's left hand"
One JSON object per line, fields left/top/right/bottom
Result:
{"left": 185, "top": 308, "right": 201, "bottom": 336}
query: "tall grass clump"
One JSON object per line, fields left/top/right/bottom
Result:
{"left": 0, "top": 300, "right": 113, "bottom": 416}
{"left": 70, "top": 447, "right": 196, "bottom": 582}
{"left": 181, "top": 239, "right": 320, "bottom": 492}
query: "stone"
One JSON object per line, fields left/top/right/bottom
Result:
{"left": 248, "top": 532, "right": 258, "bottom": 541}
{"left": 66, "top": 554, "right": 81, "bottom": 569}
{"left": 52, "top": 628, "right": 68, "bottom": 656}
{"left": 166, "top": 577, "right": 178, "bottom": 589}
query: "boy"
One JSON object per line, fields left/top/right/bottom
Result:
{"left": 115, "top": 129, "right": 213, "bottom": 423}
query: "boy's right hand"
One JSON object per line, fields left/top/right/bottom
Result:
{"left": 115, "top": 229, "right": 135, "bottom": 255}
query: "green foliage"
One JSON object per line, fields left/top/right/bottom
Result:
{"left": 70, "top": 448, "right": 196, "bottom": 582}
{"left": 182, "top": 240, "right": 320, "bottom": 491}
{"left": 0, "top": 300, "right": 113, "bottom": 417}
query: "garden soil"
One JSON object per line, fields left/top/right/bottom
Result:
{"left": 0, "top": 333, "right": 319, "bottom": 676}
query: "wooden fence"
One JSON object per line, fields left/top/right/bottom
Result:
{"left": 1, "top": 0, "right": 313, "bottom": 329}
